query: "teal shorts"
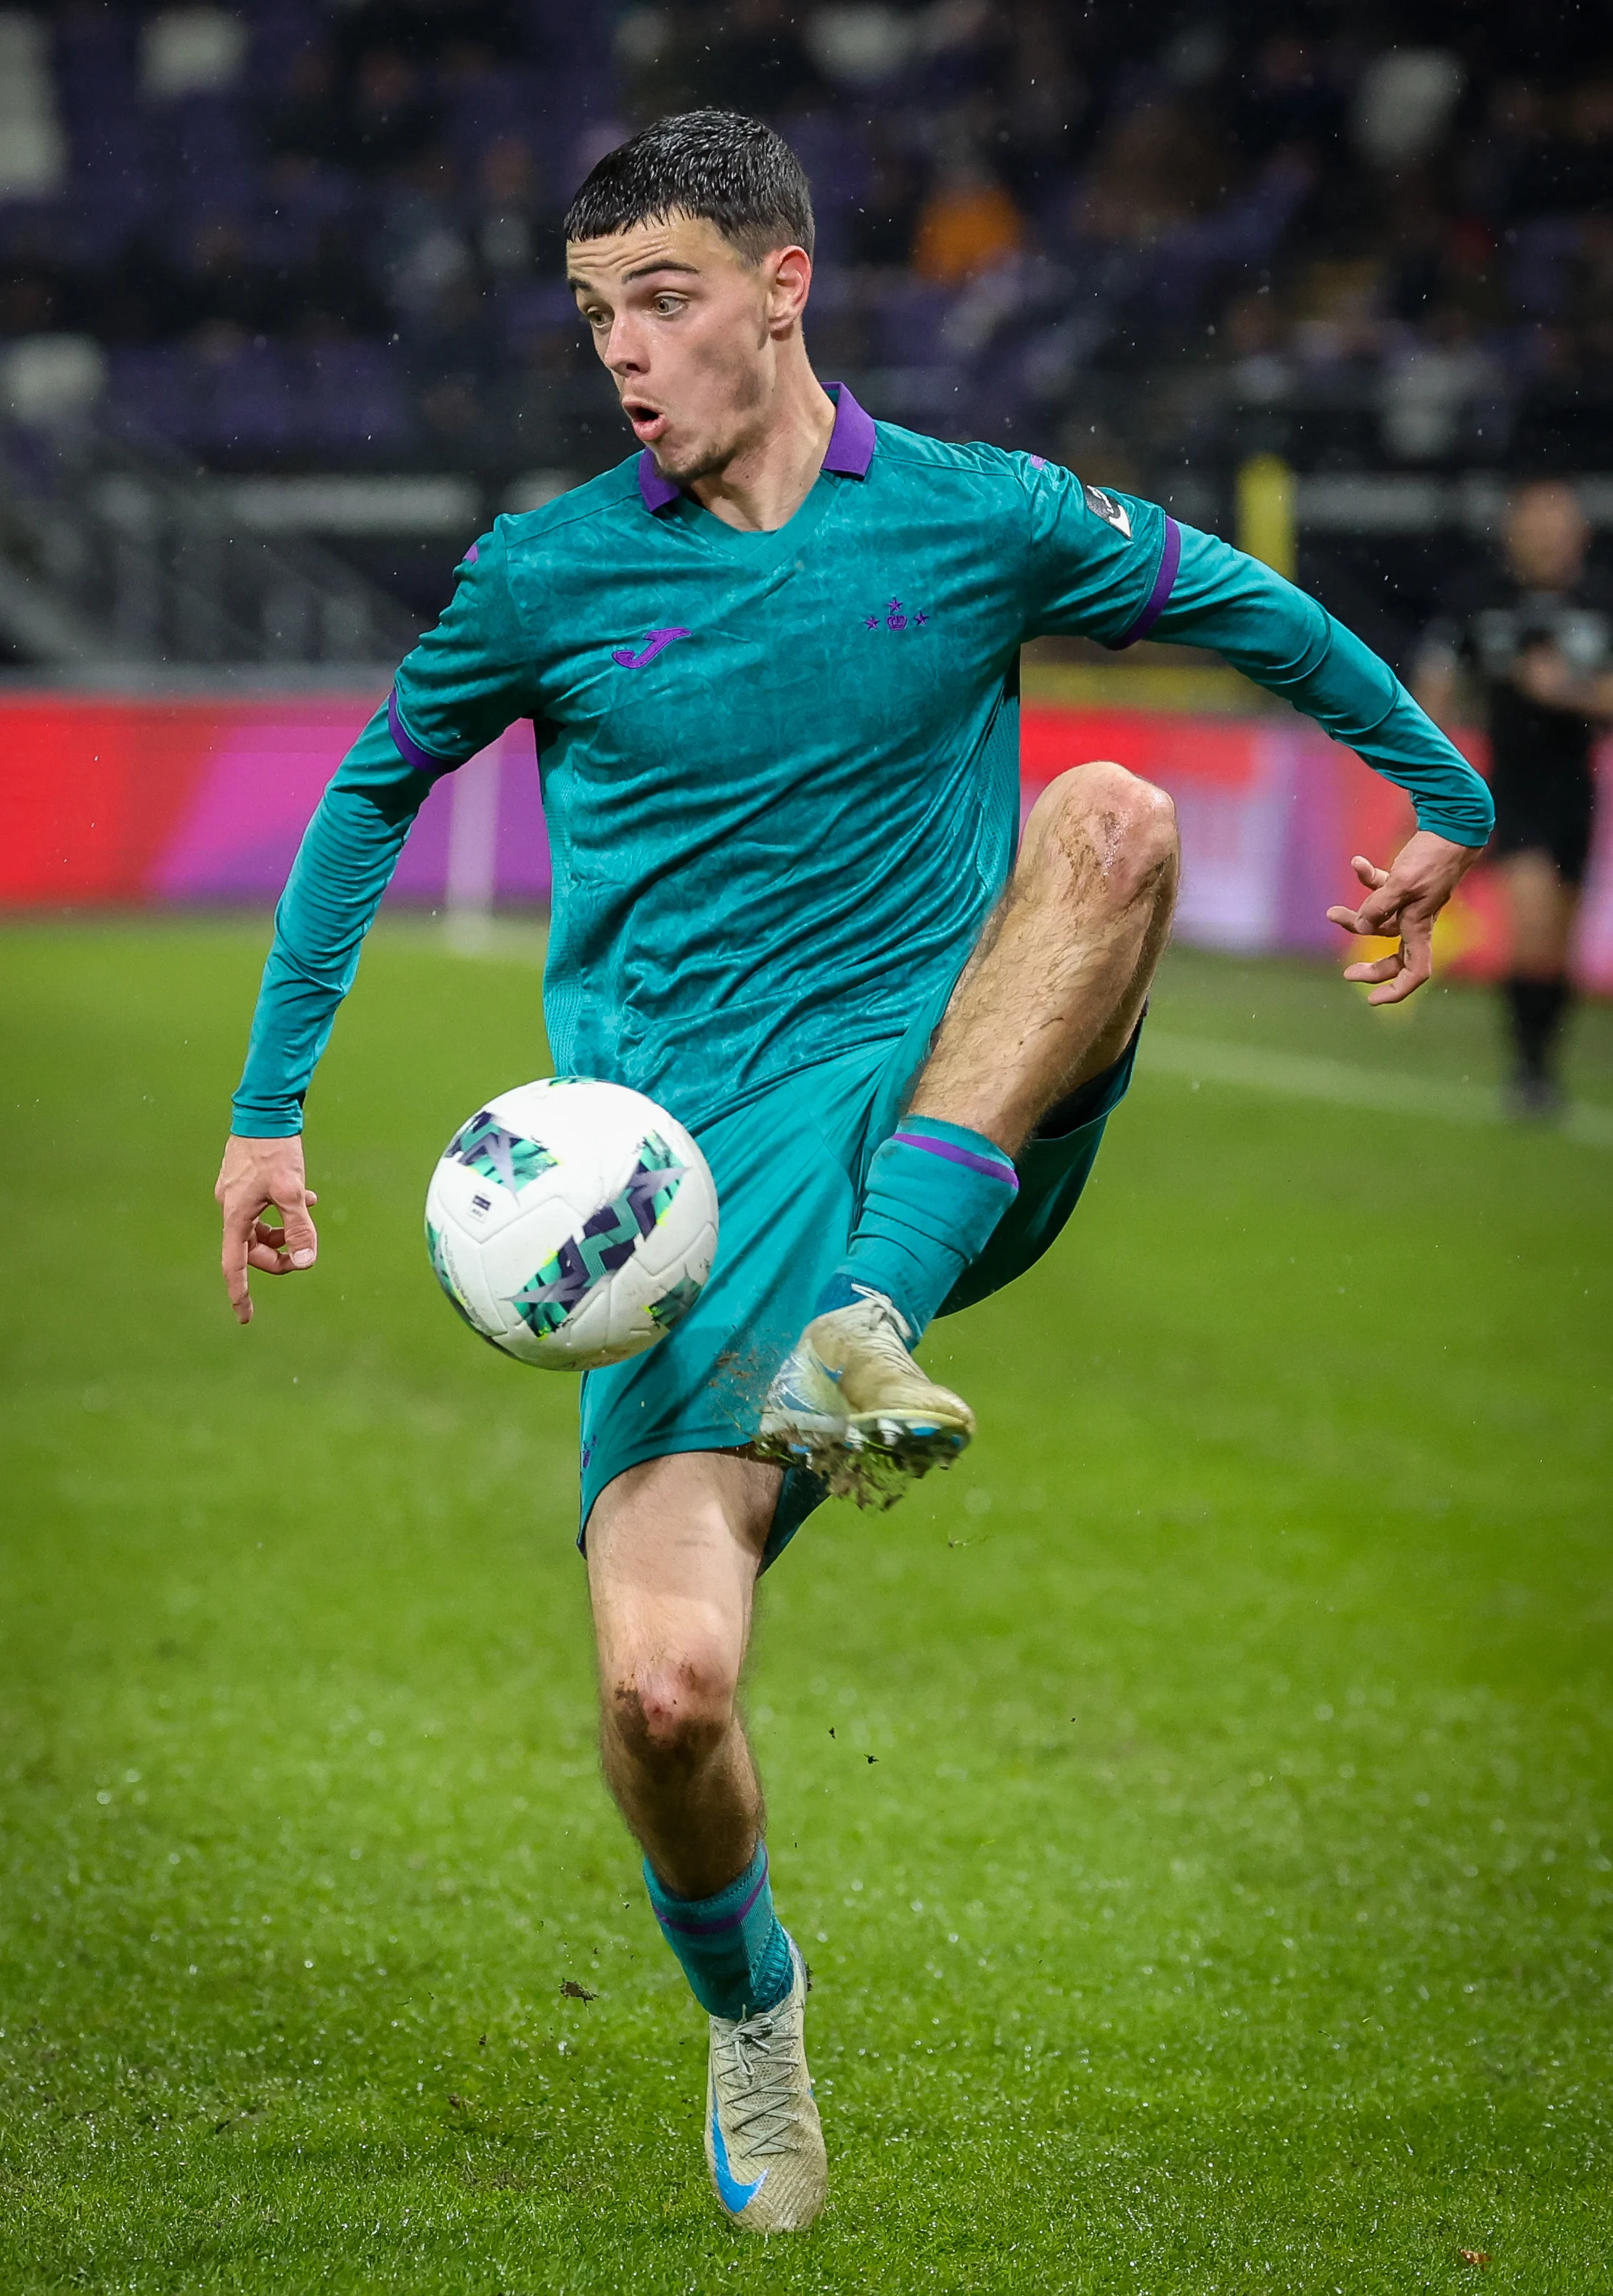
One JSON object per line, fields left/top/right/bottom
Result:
{"left": 578, "top": 1001, "right": 1141, "bottom": 1569}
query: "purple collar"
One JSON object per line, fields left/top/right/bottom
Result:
{"left": 821, "top": 380, "right": 877, "bottom": 475}
{"left": 636, "top": 381, "right": 875, "bottom": 514}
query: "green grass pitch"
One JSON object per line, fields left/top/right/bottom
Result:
{"left": 3, "top": 917, "right": 1612, "bottom": 2293}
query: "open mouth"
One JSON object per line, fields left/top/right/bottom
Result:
{"left": 623, "top": 399, "right": 668, "bottom": 445}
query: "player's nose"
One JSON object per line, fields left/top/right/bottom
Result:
{"left": 603, "top": 318, "right": 647, "bottom": 374}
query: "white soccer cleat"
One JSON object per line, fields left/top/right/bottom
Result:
{"left": 756, "top": 1284, "right": 974, "bottom": 1507}
{"left": 704, "top": 1942, "right": 826, "bottom": 2233}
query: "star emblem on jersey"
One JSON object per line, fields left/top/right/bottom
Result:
{"left": 1083, "top": 483, "right": 1132, "bottom": 539}
{"left": 863, "top": 596, "right": 928, "bottom": 631}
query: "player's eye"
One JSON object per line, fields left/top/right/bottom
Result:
{"left": 652, "top": 295, "right": 685, "bottom": 316}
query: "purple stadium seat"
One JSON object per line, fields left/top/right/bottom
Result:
{"left": 444, "top": 65, "right": 546, "bottom": 180}
{"left": 251, "top": 157, "right": 359, "bottom": 269}
{"left": 242, "top": 2, "right": 327, "bottom": 92}
{"left": 305, "top": 338, "right": 409, "bottom": 451}
{"left": 497, "top": 280, "right": 578, "bottom": 353}
{"left": 197, "top": 338, "right": 300, "bottom": 454}
{"left": 162, "top": 94, "right": 257, "bottom": 226}
{"left": 106, "top": 345, "right": 201, "bottom": 448}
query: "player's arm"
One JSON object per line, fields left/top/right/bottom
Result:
{"left": 1022, "top": 467, "right": 1492, "bottom": 1001}
{"left": 1130, "top": 520, "right": 1492, "bottom": 1005}
{"left": 220, "top": 528, "right": 535, "bottom": 1323}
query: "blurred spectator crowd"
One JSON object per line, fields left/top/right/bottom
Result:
{"left": 0, "top": 0, "right": 1610, "bottom": 485}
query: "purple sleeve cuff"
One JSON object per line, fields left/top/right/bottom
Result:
{"left": 387, "top": 686, "right": 453, "bottom": 774}
{"left": 1107, "top": 516, "right": 1181, "bottom": 651}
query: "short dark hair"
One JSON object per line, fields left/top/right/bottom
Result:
{"left": 563, "top": 109, "right": 815, "bottom": 261}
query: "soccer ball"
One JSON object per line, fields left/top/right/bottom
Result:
{"left": 424, "top": 1078, "right": 718, "bottom": 1370}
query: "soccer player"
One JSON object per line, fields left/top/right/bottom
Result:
{"left": 217, "top": 112, "right": 1493, "bottom": 2234}
{"left": 1415, "top": 479, "right": 1612, "bottom": 1116}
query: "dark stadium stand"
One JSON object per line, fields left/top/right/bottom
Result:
{"left": 1, "top": 2, "right": 1611, "bottom": 658}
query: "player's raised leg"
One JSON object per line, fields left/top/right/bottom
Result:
{"left": 911, "top": 757, "right": 1180, "bottom": 1147}
{"left": 761, "top": 760, "right": 1179, "bottom": 1489}
{"left": 586, "top": 1451, "right": 826, "bottom": 2231}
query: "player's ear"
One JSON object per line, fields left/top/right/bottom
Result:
{"left": 764, "top": 244, "right": 812, "bottom": 335}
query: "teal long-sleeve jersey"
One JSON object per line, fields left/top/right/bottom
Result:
{"left": 231, "top": 386, "right": 1493, "bottom": 1139}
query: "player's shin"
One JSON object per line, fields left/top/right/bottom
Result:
{"left": 644, "top": 1841, "right": 794, "bottom": 2020}
{"left": 818, "top": 1116, "right": 1019, "bottom": 1337}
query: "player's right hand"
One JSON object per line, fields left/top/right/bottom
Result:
{"left": 216, "top": 1133, "right": 319, "bottom": 1326}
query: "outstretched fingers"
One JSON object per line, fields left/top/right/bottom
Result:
{"left": 1325, "top": 851, "right": 1432, "bottom": 1005}
{"left": 1392, "top": 911, "right": 1435, "bottom": 1003}
{"left": 1324, "top": 853, "right": 1394, "bottom": 938}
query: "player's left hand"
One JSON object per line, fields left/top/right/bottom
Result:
{"left": 1325, "top": 829, "right": 1479, "bottom": 1006}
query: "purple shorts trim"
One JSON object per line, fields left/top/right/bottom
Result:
{"left": 387, "top": 687, "right": 448, "bottom": 775}
{"left": 1109, "top": 516, "right": 1181, "bottom": 650}
{"left": 891, "top": 1129, "right": 1019, "bottom": 1192}
{"left": 652, "top": 1862, "right": 770, "bottom": 1937}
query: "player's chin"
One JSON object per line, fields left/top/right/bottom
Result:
{"left": 641, "top": 427, "right": 723, "bottom": 487}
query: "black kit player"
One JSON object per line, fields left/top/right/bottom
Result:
{"left": 1416, "top": 479, "right": 1612, "bottom": 1114}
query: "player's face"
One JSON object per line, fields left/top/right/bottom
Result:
{"left": 1506, "top": 485, "right": 1589, "bottom": 589}
{"left": 567, "top": 213, "right": 808, "bottom": 484}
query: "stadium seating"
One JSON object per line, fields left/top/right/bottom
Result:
{"left": 0, "top": 1, "right": 1606, "bottom": 494}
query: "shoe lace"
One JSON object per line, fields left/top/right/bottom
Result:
{"left": 713, "top": 2004, "right": 803, "bottom": 2157}
{"left": 849, "top": 1282, "right": 911, "bottom": 1344}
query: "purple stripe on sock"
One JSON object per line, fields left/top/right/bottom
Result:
{"left": 1108, "top": 515, "right": 1181, "bottom": 651}
{"left": 652, "top": 1865, "right": 770, "bottom": 1938}
{"left": 387, "top": 687, "right": 448, "bottom": 774}
{"left": 892, "top": 1130, "right": 1019, "bottom": 1192}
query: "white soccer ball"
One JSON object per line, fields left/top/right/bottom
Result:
{"left": 424, "top": 1078, "right": 718, "bottom": 1370}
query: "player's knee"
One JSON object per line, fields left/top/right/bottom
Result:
{"left": 1116, "top": 772, "right": 1179, "bottom": 890}
{"left": 607, "top": 1651, "right": 736, "bottom": 1771}
{"left": 1033, "top": 760, "right": 1178, "bottom": 905}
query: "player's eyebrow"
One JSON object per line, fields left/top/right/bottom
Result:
{"left": 566, "top": 261, "right": 702, "bottom": 292}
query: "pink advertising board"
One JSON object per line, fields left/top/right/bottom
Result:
{"left": 1, "top": 693, "right": 1609, "bottom": 991}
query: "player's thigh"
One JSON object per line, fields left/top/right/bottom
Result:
{"left": 1503, "top": 847, "right": 1577, "bottom": 969}
{"left": 587, "top": 1450, "right": 781, "bottom": 1721}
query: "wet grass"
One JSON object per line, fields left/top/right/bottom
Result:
{"left": 2, "top": 919, "right": 1610, "bottom": 2292}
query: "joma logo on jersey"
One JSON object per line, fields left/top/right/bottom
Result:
{"left": 863, "top": 596, "right": 928, "bottom": 631}
{"left": 613, "top": 626, "right": 690, "bottom": 668}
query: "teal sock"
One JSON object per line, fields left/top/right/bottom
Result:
{"left": 644, "top": 1842, "right": 794, "bottom": 2021}
{"left": 820, "top": 1116, "right": 1018, "bottom": 1337}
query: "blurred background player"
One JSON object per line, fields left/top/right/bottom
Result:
{"left": 1416, "top": 483, "right": 1613, "bottom": 1115}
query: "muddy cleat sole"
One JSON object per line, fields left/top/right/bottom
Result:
{"left": 705, "top": 1942, "right": 826, "bottom": 2233}
{"left": 756, "top": 1287, "right": 974, "bottom": 1507}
